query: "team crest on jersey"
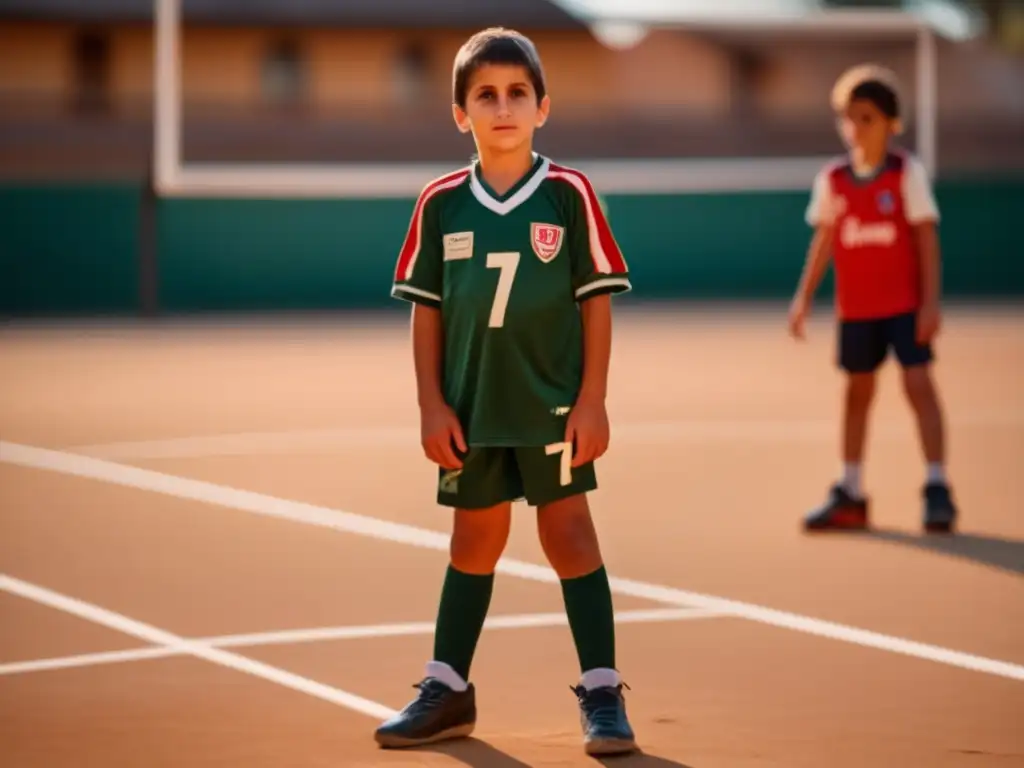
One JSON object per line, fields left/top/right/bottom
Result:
{"left": 531, "top": 223, "right": 564, "bottom": 263}
{"left": 876, "top": 190, "right": 895, "bottom": 215}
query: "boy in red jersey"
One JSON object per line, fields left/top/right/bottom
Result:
{"left": 789, "top": 64, "right": 958, "bottom": 534}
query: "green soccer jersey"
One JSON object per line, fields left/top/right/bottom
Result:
{"left": 391, "top": 153, "right": 631, "bottom": 447}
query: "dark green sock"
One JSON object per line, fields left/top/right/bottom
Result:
{"left": 432, "top": 564, "right": 495, "bottom": 682}
{"left": 561, "top": 565, "right": 616, "bottom": 672}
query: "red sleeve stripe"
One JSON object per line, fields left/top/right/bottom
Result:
{"left": 394, "top": 170, "right": 470, "bottom": 283}
{"left": 548, "top": 164, "right": 628, "bottom": 275}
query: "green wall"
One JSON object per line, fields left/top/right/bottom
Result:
{"left": 2, "top": 178, "right": 1022, "bottom": 316}
{"left": 0, "top": 182, "right": 141, "bottom": 316}
{"left": 157, "top": 197, "right": 413, "bottom": 311}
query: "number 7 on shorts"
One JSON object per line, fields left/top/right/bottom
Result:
{"left": 546, "top": 441, "right": 573, "bottom": 486}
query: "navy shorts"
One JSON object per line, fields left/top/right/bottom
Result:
{"left": 838, "top": 311, "right": 933, "bottom": 373}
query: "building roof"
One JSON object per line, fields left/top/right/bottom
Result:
{"left": 0, "top": 0, "right": 585, "bottom": 29}
{"left": 0, "top": 0, "right": 983, "bottom": 40}
{"left": 549, "top": 0, "right": 985, "bottom": 40}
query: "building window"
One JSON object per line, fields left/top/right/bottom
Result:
{"left": 393, "top": 42, "right": 430, "bottom": 107}
{"left": 261, "top": 39, "right": 306, "bottom": 107}
{"left": 73, "top": 29, "right": 111, "bottom": 113}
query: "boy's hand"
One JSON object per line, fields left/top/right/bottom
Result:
{"left": 788, "top": 295, "right": 809, "bottom": 340}
{"left": 565, "top": 395, "right": 609, "bottom": 468}
{"left": 917, "top": 301, "right": 941, "bottom": 344}
{"left": 420, "top": 400, "right": 466, "bottom": 469}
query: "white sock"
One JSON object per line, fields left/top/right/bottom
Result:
{"left": 840, "top": 463, "right": 862, "bottom": 498}
{"left": 579, "top": 667, "right": 621, "bottom": 691}
{"left": 425, "top": 660, "right": 468, "bottom": 692}
{"left": 927, "top": 462, "right": 946, "bottom": 485}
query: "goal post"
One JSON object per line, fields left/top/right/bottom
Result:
{"left": 153, "top": 0, "right": 179, "bottom": 195}
{"left": 917, "top": 23, "right": 937, "bottom": 182}
{"left": 152, "top": 0, "right": 959, "bottom": 199}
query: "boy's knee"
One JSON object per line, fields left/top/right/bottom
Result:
{"left": 450, "top": 505, "right": 511, "bottom": 574}
{"left": 902, "top": 365, "right": 935, "bottom": 403}
{"left": 846, "top": 373, "right": 876, "bottom": 407}
{"left": 537, "top": 495, "right": 602, "bottom": 577}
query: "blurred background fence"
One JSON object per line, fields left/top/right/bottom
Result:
{"left": 1, "top": 0, "right": 1022, "bottom": 317}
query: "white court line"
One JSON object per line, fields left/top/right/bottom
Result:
{"left": 0, "top": 645, "right": 179, "bottom": 676}
{"left": 0, "top": 607, "right": 721, "bottom": 677}
{"left": 2, "top": 440, "right": 1024, "bottom": 684}
{"left": 0, "top": 574, "right": 397, "bottom": 720}
{"left": 206, "top": 607, "right": 721, "bottom": 649}
{"left": 66, "top": 411, "right": 1024, "bottom": 460}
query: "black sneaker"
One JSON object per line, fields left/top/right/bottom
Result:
{"left": 374, "top": 678, "right": 476, "bottom": 749}
{"left": 923, "top": 482, "right": 957, "bottom": 534}
{"left": 572, "top": 683, "right": 638, "bottom": 756}
{"left": 803, "top": 483, "right": 869, "bottom": 531}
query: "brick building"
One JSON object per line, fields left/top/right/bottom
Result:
{"left": 1, "top": 0, "right": 1021, "bottom": 176}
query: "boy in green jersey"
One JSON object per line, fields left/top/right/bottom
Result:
{"left": 376, "top": 27, "right": 636, "bottom": 757}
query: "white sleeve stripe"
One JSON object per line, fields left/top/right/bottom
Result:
{"left": 398, "top": 173, "right": 469, "bottom": 283}
{"left": 547, "top": 171, "right": 614, "bottom": 274}
{"left": 575, "top": 277, "right": 631, "bottom": 298}
{"left": 391, "top": 285, "right": 442, "bottom": 302}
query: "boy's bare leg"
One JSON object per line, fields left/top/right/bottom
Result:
{"left": 841, "top": 372, "right": 877, "bottom": 498}
{"left": 804, "top": 372, "right": 876, "bottom": 531}
{"left": 901, "top": 364, "right": 945, "bottom": 467}
{"left": 537, "top": 493, "right": 604, "bottom": 577}
{"left": 902, "top": 364, "right": 958, "bottom": 532}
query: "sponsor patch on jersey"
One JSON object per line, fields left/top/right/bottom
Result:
{"left": 531, "top": 223, "right": 564, "bottom": 263}
{"left": 443, "top": 232, "right": 474, "bottom": 261}
{"left": 840, "top": 217, "right": 898, "bottom": 249}
{"left": 876, "top": 190, "right": 895, "bottom": 215}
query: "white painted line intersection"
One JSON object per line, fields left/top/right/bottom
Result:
{"left": 0, "top": 606, "right": 724, "bottom": 677}
{"left": 0, "top": 573, "right": 397, "bottom": 720}
{"left": 2, "top": 441, "right": 1023, "bottom": 685}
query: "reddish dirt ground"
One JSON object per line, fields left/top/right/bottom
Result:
{"left": 1, "top": 306, "right": 1022, "bottom": 767}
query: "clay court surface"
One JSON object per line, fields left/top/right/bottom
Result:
{"left": 1, "top": 304, "right": 1021, "bottom": 767}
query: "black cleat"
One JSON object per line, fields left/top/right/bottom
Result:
{"left": 803, "top": 483, "right": 869, "bottom": 531}
{"left": 572, "top": 683, "right": 638, "bottom": 756}
{"left": 923, "top": 482, "right": 957, "bottom": 534}
{"left": 374, "top": 678, "right": 476, "bottom": 749}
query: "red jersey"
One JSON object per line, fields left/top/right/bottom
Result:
{"left": 806, "top": 150, "right": 940, "bottom": 321}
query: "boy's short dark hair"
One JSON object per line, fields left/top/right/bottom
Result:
{"left": 452, "top": 27, "right": 547, "bottom": 109}
{"left": 849, "top": 80, "right": 900, "bottom": 120}
{"left": 831, "top": 63, "right": 904, "bottom": 135}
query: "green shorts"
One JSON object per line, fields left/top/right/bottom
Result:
{"left": 436, "top": 442, "right": 597, "bottom": 509}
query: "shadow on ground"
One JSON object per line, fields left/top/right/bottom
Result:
{"left": 419, "top": 738, "right": 532, "bottom": 767}
{"left": 865, "top": 529, "right": 1024, "bottom": 576}
{"left": 418, "top": 738, "right": 696, "bottom": 767}
{"left": 592, "top": 752, "right": 696, "bottom": 766}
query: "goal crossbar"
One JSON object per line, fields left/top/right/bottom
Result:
{"left": 152, "top": 0, "right": 956, "bottom": 198}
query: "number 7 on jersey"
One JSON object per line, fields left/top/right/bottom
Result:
{"left": 486, "top": 251, "right": 519, "bottom": 328}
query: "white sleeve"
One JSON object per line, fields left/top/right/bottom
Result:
{"left": 805, "top": 168, "right": 834, "bottom": 227}
{"left": 902, "top": 156, "right": 940, "bottom": 224}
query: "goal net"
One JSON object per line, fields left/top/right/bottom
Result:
{"left": 152, "top": 0, "right": 958, "bottom": 200}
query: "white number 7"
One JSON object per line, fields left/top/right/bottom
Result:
{"left": 486, "top": 251, "right": 520, "bottom": 328}
{"left": 545, "top": 441, "right": 573, "bottom": 486}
